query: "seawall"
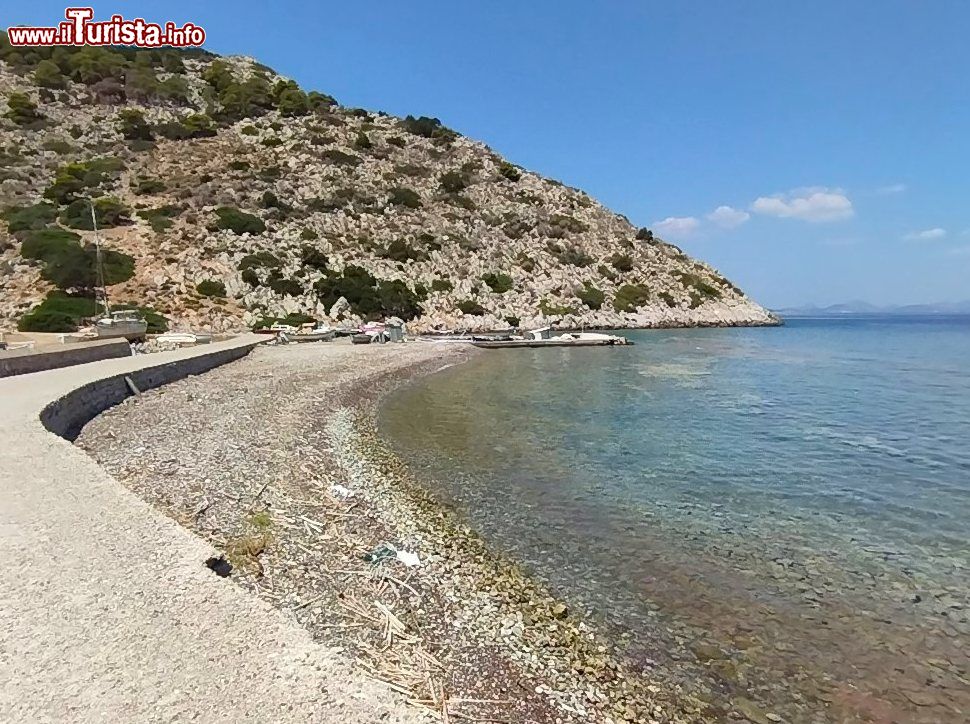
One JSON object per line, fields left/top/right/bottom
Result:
{"left": 0, "top": 338, "right": 132, "bottom": 379}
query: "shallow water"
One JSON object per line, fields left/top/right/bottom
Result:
{"left": 380, "top": 317, "right": 970, "bottom": 721}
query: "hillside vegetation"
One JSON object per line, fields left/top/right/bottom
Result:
{"left": 0, "top": 35, "right": 776, "bottom": 333}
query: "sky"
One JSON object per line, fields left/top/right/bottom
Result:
{"left": 7, "top": 1, "right": 970, "bottom": 307}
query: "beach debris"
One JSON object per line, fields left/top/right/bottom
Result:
{"left": 364, "top": 542, "right": 421, "bottom": 568}
{"left": 330, "top": 483, "right": 355, "bottom": 499}
{"left": 204, "top": 555, "right": 232, "bottom": 578}
{"left": 395, "top": 549, "right": 421, "bottom": 568}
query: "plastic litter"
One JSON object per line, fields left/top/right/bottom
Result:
{"left": 363, "top": 542, "right": 421, "bottom": 568}
{"left": 329, "top": 483, "right": 355, "bottom": 499}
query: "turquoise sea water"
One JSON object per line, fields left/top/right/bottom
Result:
{"left": 379, "top": 317, "right": 970, "bottom": 722}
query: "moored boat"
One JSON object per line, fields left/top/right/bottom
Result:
{"left": 472, "top": 327, "right": 631, "bottom": 349}
{"left": 284, "top": 323, "right": 336, "bottom": 342}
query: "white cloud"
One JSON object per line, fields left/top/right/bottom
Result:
{"left": 874, "top": 183, "right": 907, "bottom": 195}
{"left": 948, "top": 246, "right": 970, "bottom": 257}
{"left": 706, "top": 205, "right": 750, "bottom": 228}
{"left": 903, "top": 227, "right": 947, "bottom": 241}
{"left": 750, "top": 187, "right": 854, "bottom": 222}
{"left": 652, "top": 216, "right": 700, "bottom": 238}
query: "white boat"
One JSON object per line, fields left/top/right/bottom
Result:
{"left": 155, "top": 331, "right": 213, "bottom": 346}
{"left": 472, "top": 327, "right": 631, "bottom": 349}
{"left": 93, "top": 310, "right": 148, "bottom": 341}
{"left": 282, "top": 323, "right": 335, "bottom": 343}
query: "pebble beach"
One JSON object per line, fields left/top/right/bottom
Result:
{"left": 76, "top": 341, "right": 708, "bottom": 723}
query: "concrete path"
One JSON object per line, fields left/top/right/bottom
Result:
{"left": 0, "top": 337, "right": 420, "bottom": 723}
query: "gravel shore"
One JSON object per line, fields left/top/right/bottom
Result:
{"left": 77, "top": 340, "right": 705, "bottom": 723}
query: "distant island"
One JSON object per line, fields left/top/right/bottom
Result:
{"left": 775, "top": 300, "right": 970, "bottom": 317}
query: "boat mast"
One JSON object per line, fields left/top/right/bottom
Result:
{"left": 90, "top": 200, "right": 109, "bottom": 318}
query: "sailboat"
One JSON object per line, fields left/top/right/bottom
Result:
{"left": 88, "top": 201, "right": 148, "bottom": 341}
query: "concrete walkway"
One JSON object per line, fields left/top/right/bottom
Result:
{"left": 0, "top": 337, "right": 420, "bottom": 723}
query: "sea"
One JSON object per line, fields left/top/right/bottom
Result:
{"left": 379, "top": 316, "right": 970, "bottom": 722}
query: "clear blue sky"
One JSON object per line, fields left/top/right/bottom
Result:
{"left": 8, "top": 1, "right": 970, "bottom": 307}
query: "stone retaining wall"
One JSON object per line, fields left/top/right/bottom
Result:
{"left": 0, "top": 339, "right": 132, "bottom": 378}
{"left": 40, "top": 342, "right": 258, "bottom": 441}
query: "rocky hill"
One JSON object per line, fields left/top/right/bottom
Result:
{"left": 0, "top": 36, "right": 776, "bottom": 333}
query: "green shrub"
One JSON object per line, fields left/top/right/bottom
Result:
{"left": 300, "top": 228, "right": 318, "bottom": 241}
{"left": 214, "top": 207, "right": 265, "bottom": 234}
{"left": 313, "top": 265, "right": 422, "bottom": 320}
{"left": 300, "top": 244, "right": 328, "bottom": 270}
{"left": 354, "top": 131, "right": 372, "bottom": 149}
{"left": 449, "top": 195, "right": 476, "bottom": 211}
{"left": 307, "top": 91, "right": 337, "bottom": 110}
{"left": 538, "top": 298, "right": 576, "bottom": 316}
{"left": 597, "top": 264, "right": 617, "bottom": 281}
{"left": 497, "top": 161, "right": 521, "bottom": 182}
{"left": 161, "top": 52, "right": 185, "bottom": 74}
{"left": 19, "top": 228, "right": 81, "bottom": 261}
{"left": 26, "top": 231, "right": 134, "bottom": 290}
{"left": 202, "top": 59, "right": 235, "bottom": 91}
{"left": 125, "top": 64, "right": 162, "bottom": 103}
{"left": 381, "top": 238, "right": 424, "bottom": 262}
{"left": 62, "top": 47, "right": 127, "bottom": 85}
{"left": 43, "top": 157, "right": 124, "bottom": 204}
{"left": 320, "top": 149, "right": 362, "bottom": 166}
{"left": 261, "top": 190, "right": 280, "bottom": 208}
{"left": 217, "top": 75, "right": 275, "bottom": 122}
{"left": 17, "top": 292, "right": 98, "bottom": 332}
{"left": 504, "top": 315, "right": 520, "bottom": 328}
{"left": 613, "top": 283, "right": 651, "bottom": 312}
{"left": 676, "top": 271, "right": 722, "bottom": 302}
{"left": 241, "top": 268, "right": 259, "bottom": 286}
{"left": 157, "top": 75, "right": 190, "bottom": 104}
{"left": 18, "top": 309, "right": 78, "bottom": 332}
{"left": 133, "top": 178, "right": 166, "bottom": 195}
{"left": 387, "top": 135, "right": 406, "bottom": 148}
{"left": 237, "top": 250, "right": 280, "bottom": 271}
{"left": 635, "top": 227, "right": 654, "bottom": 241}
{"left": 33, "top": 59, "right": 67, "bottom": 89}
{"left": 2, "top": 202, "right": 58, "bottom": 232}
{"left": 457, "top": 299, "right": 485, "bottom": 315}
{"left": 551, "top": 243, "right": 593, "bottom": 267}
{"left": 42, "top": 139, "right": 74, "bottom": 154}
{"left": 481, "top": 272, "right": 513, "bottom": 294}
{"left": 548, "top": 213, "right": 587, "bottom": 234}
{"left": 576, "top": 282, "right": 604, "bottom": 310}
{"left": 659, "top": 291, "right": 676, "bottom": 308}
{"left": 156, "top": 113, "right": 216, "bottom": 140}
{"left": 610, "top": 253, "right": 634, "bottom": 272}
{"left": 5, "top": 92, "right": 43, "bottom": 126}
{"left": 440, "top": 170, "right": 467, "bottom": 194}
{"left": 276, "top": 86, "right": 309, "bottom": 117}
{"left": 431, "top": 278, "right": 453, "bottom": 292}
{"left": 137, "top": 205, "right": 180, "bottom": 232}
{"left": 516, "top": 253, "right": 536, "bottom": 273}
{"left": 401, "top": 115, "right": 455, "bottom": 141}
{"left": 387, "top": 187, "right": 422, "bottom": 209}
{"left": 196, "top": 279, "right": 227, "bottom": 297}
{"left": 267, "top": 276, "right": 303, "bottom": 296}
{"left": 60, "top": 197, "right": 131, "bottom": 229}
{"left": 376, "top": 279, "right": 423, "bottom": 320}
{"left": 117, "top": 109, "right": 153, "bottom": 141}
